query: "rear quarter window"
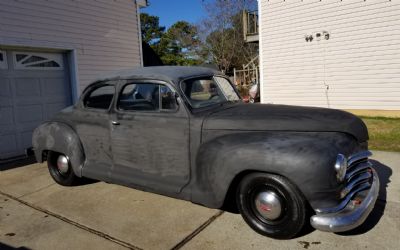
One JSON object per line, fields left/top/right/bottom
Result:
{"left": 84, "top": 85, "right": 115, "bottom": 110}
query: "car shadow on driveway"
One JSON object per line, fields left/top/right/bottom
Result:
{"left": 78, "top": 177, "right": 100, "bottom": 185}
{"left": 337, "top": 159, "right": 392, "bottom": 236}
{"left": 0, "top": 242, "right": 30, "bottom": 250}
{"left": 0, "top": 157, "right": 99, "bottom": 186}
{"left": 0, "top": 156, "right": 37, "bottom": 172}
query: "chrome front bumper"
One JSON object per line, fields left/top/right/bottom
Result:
{"left": 310, "top": 151, "right": 380, "bottom": 232}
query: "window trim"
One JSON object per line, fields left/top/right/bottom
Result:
{"left": 82, "top": 83, "right": 116, "bottom": 112}
{"left": 116, "top": 80, "right": 179, "bottom": 114}
{"left": 159, "top": 84, "right": 178, "bottom": 112}
{"left": 12, "top": 51, "right": 64, "bottom": 70}
{"left": 0, "top": 50, "right": 8, "bottom": 70}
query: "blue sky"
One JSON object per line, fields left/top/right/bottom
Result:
{"left": 142, "top": 0, "right": 207, "bottom": 29}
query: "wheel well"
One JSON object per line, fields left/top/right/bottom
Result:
{"left": 42, "top": 150, "right": 49, "bottom": 161}
{"left": 42, "top": 150, "right": 62, "bottom": 163}
{"left": 221, "top": 170, "right": 255, "bottom": 213}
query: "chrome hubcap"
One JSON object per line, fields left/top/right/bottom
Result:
{"left": 254, "top": 191, "right": 282, "bottom": 220}
{"left": 56, "top": 155, "right": 69, "bottom": 174}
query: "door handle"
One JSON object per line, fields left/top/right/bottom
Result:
{"left": 111, "top": 121, "right": 120, "bottom": 125}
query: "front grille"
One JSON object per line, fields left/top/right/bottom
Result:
{"left": 341, "top": 151, "right": 373, "bottom": 198}
{"left": 316, "top": 151, "right": 374, "bottom": 214}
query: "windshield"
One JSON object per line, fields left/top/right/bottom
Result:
{"left": 180, "top": 76, "right": 240, "bottom": 108}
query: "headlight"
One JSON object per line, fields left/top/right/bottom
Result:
{"left": 335, "top": 154, "right": 347, "bottom": 182}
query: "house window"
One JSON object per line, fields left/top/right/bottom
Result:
{"left": 0, "top": 51, "right": 7, "bottom": 69}
{"left": 13, "top": 52, "right": 63, "bottom": 70}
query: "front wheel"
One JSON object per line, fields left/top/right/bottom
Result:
{"left": 47, "top": 151, "right": 79, "bottom": 186}
{"left": 236, "top": 173, "right": 307, "bottom": 239}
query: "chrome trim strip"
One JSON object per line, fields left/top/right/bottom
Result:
{"left": 311, "top": 168, "right": 379, "bottom": 232}
{"left": 345, "top": 161, "right": 372, "bottom": 180}
{"left": 315, "top": 182, "right": 371, "bottom": 214}
{"left": 335, "top": 154, "right": 347, "bottom": 182}
{"left": 340, "top": 171, "right": 372, "bottom": 198}
{"left": 347, "top": 150, "right": 372, "bottom": 167}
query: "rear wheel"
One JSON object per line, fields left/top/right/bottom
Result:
{"left": 47, "top": 151, "right": 79, "bottom": 186}
{"left": 236, "top": 173, "right": 307, "bottom": 239}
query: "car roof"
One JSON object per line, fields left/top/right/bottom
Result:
{"left": 93, "top": 66, "right": 221, "bottom": 85}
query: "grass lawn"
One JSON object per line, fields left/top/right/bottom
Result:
{"left": 360, "top": 116, "right": 400, "bottom": 152}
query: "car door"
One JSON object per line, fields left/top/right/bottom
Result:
{"left": 110, "top": 80, "right": 190, "bottom": 194}
{"left": 75, "top": 83, "right": 115, "bottom": 181}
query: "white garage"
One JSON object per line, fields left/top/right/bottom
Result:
{"left": 0, "top": 0, "right": 147, "bottom": 161}
{"left": 0, "top": 50, "right": 72, "bottom": 159}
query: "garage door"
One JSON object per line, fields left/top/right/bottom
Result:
{"left": 0, "top": 50, "right": 72, "bottom": 160}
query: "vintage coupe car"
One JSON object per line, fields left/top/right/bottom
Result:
{"left": 32, "top": 66, "right": 379, "bottom": 239}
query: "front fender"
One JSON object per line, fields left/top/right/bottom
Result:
{"left": 32, "top": 122, "right": 85, "bottom": 177}
{"left": 191, "top": 131, "right": 360, "bottom": 209}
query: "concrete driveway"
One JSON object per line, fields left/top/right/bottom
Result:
{"left": 0, "top": 151, "right": 399, "bottom": 250}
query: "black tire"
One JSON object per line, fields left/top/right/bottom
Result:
{"left": 236, "top": 173, "right": 307, "bottom": 239}
{"left": 47, "top": 151, "right": 79, "bottom": 186}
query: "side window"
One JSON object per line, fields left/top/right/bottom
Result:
{"left": 118, "top": 83, "right": 177, "bottom": 111}
{"left": 119, "top": 83, "right": 159, "bottom": 111}
{"left": 84, "top": 85, "right": 115, "bottom": 110}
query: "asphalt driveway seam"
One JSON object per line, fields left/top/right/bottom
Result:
{"left": 0, "top": 190, "right": 143, "bottom": 250}
{"left": 170, "top": 210, "right": 224, "bottom": 250}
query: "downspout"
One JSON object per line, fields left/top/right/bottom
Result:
{"left": 322, "top": 32, "right": 330, "bottom": 108}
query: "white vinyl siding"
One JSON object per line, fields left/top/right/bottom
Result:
{"left": 0, "top": 0, "right": 141, "bottom": 92}
{"left": 259, "top": 0, "right": 400, "bottom": 110}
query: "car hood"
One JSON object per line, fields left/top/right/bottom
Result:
{"left": 202, "top": 103, "right": 368, "bottom": 142}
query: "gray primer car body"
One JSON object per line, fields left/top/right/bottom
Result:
{"left": 32, "top": 66, "right": 369, "bottom": 211}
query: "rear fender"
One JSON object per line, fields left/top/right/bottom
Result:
{"left": 32, "top": 122, "right": 85, "bottom": 177}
